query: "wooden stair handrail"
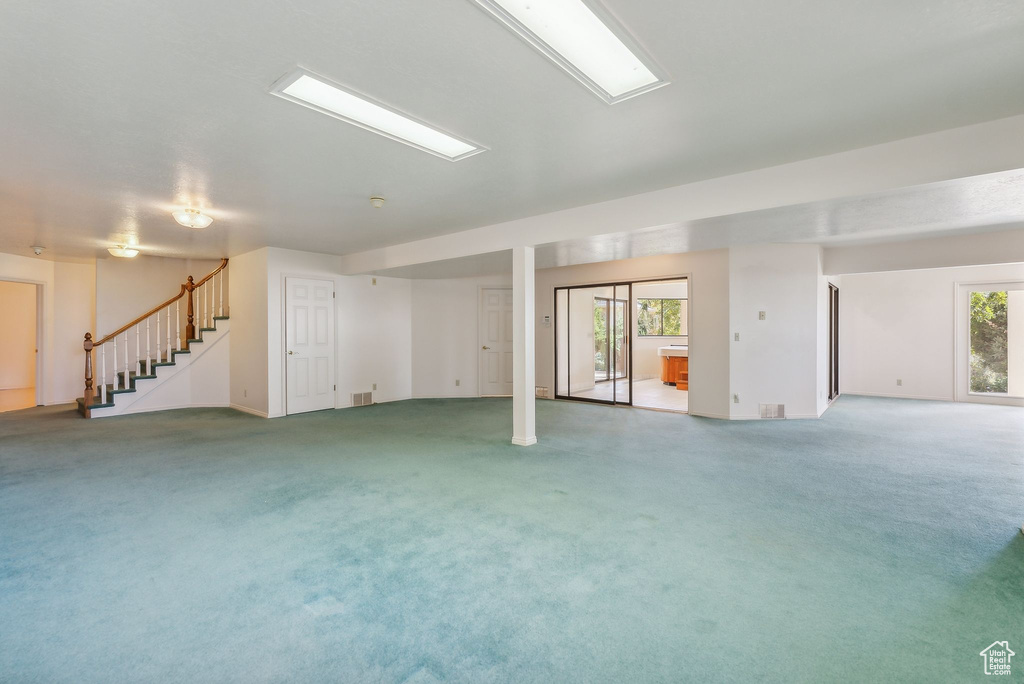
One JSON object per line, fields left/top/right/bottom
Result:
{"left": 95, "top": 284, "right": 187, "bottom": 346}
{"left": 193, "top": 258, "right": 228, "bottom": 289}
{"left": 93, "top": 259, "right": 228, "bottom": 345}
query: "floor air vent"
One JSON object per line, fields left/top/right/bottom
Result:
{"left": 759, "top": 403, "right": 785, "bottom": 419}
{"left": 351, "top": 391, "right": 373, "bottom": 407}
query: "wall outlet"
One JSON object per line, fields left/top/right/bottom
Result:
{"left": 372, "top": 277, "right": 377, "bottom": 285}
{"left": 758, "top": 311, "right": 766, "bottom": 320}
{"left": 455, "top": 379, "right": 460, "bottom": 387}
{"left": 372, "top": 383, "right": 377, "bottom": 391}
{"left": 734, "top": 332, "right": 740, "bottom": 341}
{"left": 244, "top": 389, "right": 247, "bottom": 398}
{"left": 896, "top": 379, "right": 902, "bottom": 386}
{"left": 733, "top": 393, "right": 740, "bottom": 404}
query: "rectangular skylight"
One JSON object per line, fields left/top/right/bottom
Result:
{"left": 471, "top": 0, "right": 667, "bottom": 103}
{"left": 270, "top": 69, "right": 484, "bottom": 161}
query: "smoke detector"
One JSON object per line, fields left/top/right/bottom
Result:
{"left": 31, "top": 246, "right": 44, "bottom": 256}
{"left": 369, "top": 196, "right": 385, "bottom": 209}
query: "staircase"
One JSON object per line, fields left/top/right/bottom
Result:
{"left": 77, "top": 259, "right": 230, "bottom": 418}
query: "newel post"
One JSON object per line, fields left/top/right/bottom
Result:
{"left": 185, "top": 276, "right": 196, "bottom": 340}
{"left": 83, "top": 333, "right": 95, "bottom": 409}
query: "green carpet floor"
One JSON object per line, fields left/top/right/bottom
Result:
{"left": 1, "top": 396, "right": 1022, "bottom": 683}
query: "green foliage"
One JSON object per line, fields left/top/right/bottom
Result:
{"left": 594, "top": 302, "right": 608, "bottom": 372}
{"left": 637, "top": 298, "right": 661, "bottom": 336}
{"left": 662, "top": 299, "right": 682, "bottom": 336}
{"left": 969, "top": 291, "right": 1008, "bottom": 393}
{"left": 637, "top": 298, "right": 686, "bottom": 336}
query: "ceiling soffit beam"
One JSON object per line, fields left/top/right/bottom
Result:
{"left": 337, "top": 115, "right": 1024, "bottom": 275}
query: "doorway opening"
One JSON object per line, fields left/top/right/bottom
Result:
{"left": 554, "top": 277, "right": 689, "bottom": 412}
{"left": 828, "top": 282, "right": 839, "bottom": 402}
{"left": 0, "top": 280, "right": 39, "bottom": 412}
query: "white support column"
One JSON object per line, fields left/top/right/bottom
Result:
{"left": 511, "top": 245, "right": 537, "bottom": 446}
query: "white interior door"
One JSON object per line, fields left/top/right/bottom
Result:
{"left": 479, "top": 287, "right": 513, "bottom": 396}
{"left": 286, "top": 277, "right": 336, "bottom": 414}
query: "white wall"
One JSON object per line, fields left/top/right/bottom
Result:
{"left": 229, "top": 248, "right": 269, "bottom": 416}
{"left": 410, "top": 274, "right": 511, "bottom": 398}
{"left": 824, "top": 227, "right": 1024, "bottom": 275}
{"left": 0, "top": 252, "right": 95, "bottom": 405}
{"left": 839, "top": 262, "right": 1024, "bottom": 401}
{"left": 95, "top": 255, "right": 222, "bottom": 338}
{"left": 536, "top": 250, "right": 731, "bottom": 419}
{"left": 0, "top": 281, "right": 37, "bottom": 390}
{"left": 335, "top": 274, "right": 412, "bottom": 408}
{"left": 261, "top": 248, "right": 412, "bottom": 418}
{"left": 728, "top": 244, "right": 823, "bottom": 419}
{"left": 227, "top": 247, "right": 415, "bottom": 418}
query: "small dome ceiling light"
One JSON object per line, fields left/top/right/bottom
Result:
{"left": 108, "top": 245, "right": 140, "bottom": 258}
{"left": 370, "top": 196, "right": 385, "bottom": 209}
{"left": 172, "top": 207, "right": 214, "bottom": 229}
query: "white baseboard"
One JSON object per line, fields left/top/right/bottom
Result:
{"left": 843, "top": 391, "right": 951, "bottom": 402}
{"left": 230, "top": 403, "right": 270, "bottom": 418}
{"left": 686, "top": 410, "right": 731, "bottom": 420}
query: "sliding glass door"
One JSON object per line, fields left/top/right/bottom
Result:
{"left": 594, "top": 297, "right": 628, "bottom": 383}
{"left": 555, "top": 283, "right": 631, "bottom": 405}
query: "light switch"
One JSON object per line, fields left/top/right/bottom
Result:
{"left": 734, "top": 332, "right": 740, "bottom": 341}
{"left": 758, "top": 311, "right": 766, "bottom": 320}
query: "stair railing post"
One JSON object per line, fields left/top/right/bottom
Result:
{"left": 83, "top": 333, "right": 94, "bottom": 410}
{"left": 185, "top": 276, "right": 196, "bottom": 340}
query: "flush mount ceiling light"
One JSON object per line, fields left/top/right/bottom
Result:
{"left": 470, "top": 0, "right": 668, "bottom": 103}
{"left": 173, "top": 208, "right": 214, "bottom": 229}
{"left": 269, "top": 68, "right": 485, "bottom": 162}
{"left": 108, "top": 245, "right": 139, "bottom": 258}
{"left": 370, "top": 196, "right": 386, "bottom": 208}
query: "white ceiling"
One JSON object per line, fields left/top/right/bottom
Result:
{"left": 2, "top": 0, "right": 1024, "bottom": 262}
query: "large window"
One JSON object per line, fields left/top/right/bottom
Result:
{"left": 637, "top": 298, "right": 686, "bottom": 336}
{"left": 970, "top": 290, "right": 1009, "bottom": 393}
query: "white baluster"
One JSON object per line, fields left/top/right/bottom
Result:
{"left": 156, "top": 307, "right": 161, "bottom": 365}
{"left": 123, "top": 331, "right": 129, "bottom": 389}
{"left": 219, "top": 268, "right": 224, "bottom": 317}
{"left": 135, "top": 324, "right": 140, "bottom": 383}
{"left": 176, "top": 299, "right": 181, "bottom": 350}
{"left": 211, "top": 274, "right": 216, "bottom": 324}
{"left": 166, "top": 305, "right": 171, "bottom": 356}
{"left": 100, "top": 343, "right": 106, "bottom": 404}
{"left": 146, "top": 318, "right": 151, "bottom": 375}
{"left": 112, "top": 335, "right": 117, "bottom": 390}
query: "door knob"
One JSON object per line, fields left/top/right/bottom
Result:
{"left": 481, "top": 345, "right": 490, "bottom": 350}
{"left": 288, "top": 350, "right": 294, "bottom": 355}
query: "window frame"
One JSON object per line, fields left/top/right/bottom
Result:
{"left": 636, "top": 297, "right": 687, "bottom": 337}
